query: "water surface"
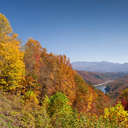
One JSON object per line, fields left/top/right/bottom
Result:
{"left": 96, "top": 85, "right": 106, "bottom": 93}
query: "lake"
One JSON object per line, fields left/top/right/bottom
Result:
{"left": 96, "top": 85, "right": 106, "bottom": 93}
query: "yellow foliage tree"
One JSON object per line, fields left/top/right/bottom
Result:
{"left": 0, "top": 39, "right": 25, "bottom": 92}
{"left": 0, "top": 13, "right": 25, "bottom": 92}
{"left": 104, "top": 103, "right": 128, "bottom": 127}
{"left": 0, "top": 13, "right": 12, "bottom": 41}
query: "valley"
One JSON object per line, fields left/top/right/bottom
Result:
{"left": 77, "top": 70, "right": 128, "bottom": 99}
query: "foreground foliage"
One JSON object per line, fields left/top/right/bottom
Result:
{"left": 0, "top": 92, "right": 128, "bottom": 128}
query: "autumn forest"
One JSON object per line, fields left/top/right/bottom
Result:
{"left": 0, "top": 13, "right": 128, "bottom": 128}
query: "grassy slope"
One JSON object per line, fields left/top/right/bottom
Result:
{"left": 0, "top": 92, "right": 39, "bottom": 128}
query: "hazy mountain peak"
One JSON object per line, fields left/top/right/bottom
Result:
{"left": 72, "top": 61, "right": 128, "bottom": 73}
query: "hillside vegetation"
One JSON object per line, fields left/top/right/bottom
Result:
{"left": 106, "top": 75, "right": 128, "bottom": 98}
{"left": 77, "top": 71, "right": 127, "bottom": 85}
{"left": 0, "top": 13, "right": 128, "bottom": 127}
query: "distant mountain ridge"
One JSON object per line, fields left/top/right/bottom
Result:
{"left": 72, "top": 61, "right": 128, "bottom": 72}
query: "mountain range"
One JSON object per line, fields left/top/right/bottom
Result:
{"left": 72, "top": 61, "right": 128, "bottom": 72}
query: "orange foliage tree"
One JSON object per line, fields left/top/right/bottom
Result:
{"left": 40, "top": 53, "right": 76, "bottom": 103}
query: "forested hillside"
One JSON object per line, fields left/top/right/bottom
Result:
{"left": 0, "top": 13, "right": 128, "bottom": 128}
{"left": 106, "top": 75, "right": 128, "bottom": 99}
{"left": 77, "top": 71, "right": 127, "bottom": 85}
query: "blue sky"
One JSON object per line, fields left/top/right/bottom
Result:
{"left": 1, "top": 0, "right": 128, "bottom": 63}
